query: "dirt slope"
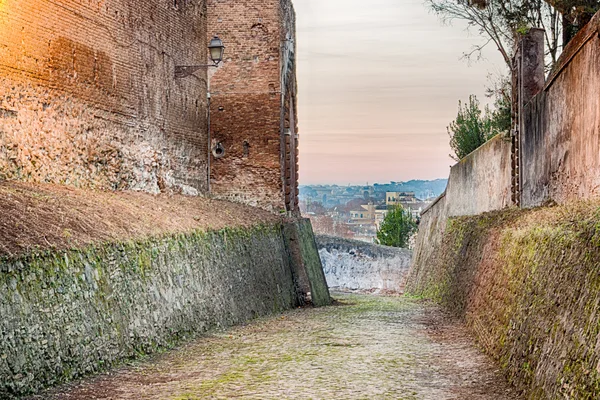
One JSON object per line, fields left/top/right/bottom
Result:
{"left": 0, "top": 181, "right": 280, "bottom": 258}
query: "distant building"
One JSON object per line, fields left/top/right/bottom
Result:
{"left": 386, "top": 192, "right": 417, "bottom": 206}
{"left": 313, "top": 187, "right": 334, "bottom": 204}
{"left": 361, "top": 186, "right": 375, "bottom": 199}
{"left": 349, "top": 203, "right": 376, "bottom": 224}
{"left": 403, "top": 202, "right": 430, "bottom": 219}
{"left": 384, "top": 192, "right": 433, "bottom": 219}
{"left": 374, "top": 206, "right": 388, "bottom": 228}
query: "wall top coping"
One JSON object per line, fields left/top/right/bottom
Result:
{"left": 543, "top": 10, "right": 600, "bottom": 93}
{"left": 421, "top": 191, "right": 446, "bottom": 217}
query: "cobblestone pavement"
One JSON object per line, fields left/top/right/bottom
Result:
{"left": 37, "top": 294, "right": 519, "bottom": 400}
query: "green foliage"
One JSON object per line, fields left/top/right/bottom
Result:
{"left": 376, "top": 205, "right": 417, "bottom": 248}
{"left": 487, "top": 78, "right": 513, "bottom": 136}
{"left": 448, "top": 95, "right": 500, "bottom": 161}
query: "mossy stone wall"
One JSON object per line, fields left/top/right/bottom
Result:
{"left": 0, "top": 224, "right": 298, "bottom": 398}
{"left": 283, "top": 219, "right": 331, "bottom": 308}
{"left": 407, "top": 203, "right": 600, "bottom": 399}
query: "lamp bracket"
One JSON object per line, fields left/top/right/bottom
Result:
{"left": 175, "top": 63, "right": 220, "bottom": 79}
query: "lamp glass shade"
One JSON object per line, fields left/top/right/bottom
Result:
{"left": 208, "top": 36, "right": 225, "bottom": 63}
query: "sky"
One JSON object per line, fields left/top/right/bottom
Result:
{"left": 294, "top": 0, "right": 506, "bottom": 185}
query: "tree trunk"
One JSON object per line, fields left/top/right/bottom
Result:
{"left": 562, "top": 13, "right": 577, "bottom": 45}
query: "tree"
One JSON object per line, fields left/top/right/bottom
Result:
{"left": 376, "top": 206, "right": 417, "bottom": 248}
{"left": 427, "top": 0, "right": 562, "bottom": 69}
{"left": 485, "top": 75, "right": 513, "bottom": 135}
{"left": 429, "top": 0, "right": 600, "bottom": 69}
{"left": 448, "top": 95, "right": 500, "bottom": 161}
{"left": 545, "top": 0, "right": 600, "bottom": 43}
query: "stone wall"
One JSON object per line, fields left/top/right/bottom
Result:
{"left": 207, "top": 0, "right": 298, "bottom": 212}
{"left": 0, "top": 221, "right": 328, "bottom": 397}
{"left": 317, "top": 236, "right": 412, "bottom": 293}
{"left": 285, "top": 220, "right": 331, "bottom": 307}
{"left": 521, "top": 13, "right": 600, "bottom": 207}
{"left": 406, "top": 203, "right": 600, "bottom": 399}
{"left": 0, "top": 0, "right": 209, "bottom": 194}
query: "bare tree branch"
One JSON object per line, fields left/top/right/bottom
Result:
{"left": 426, "top": 0, "right": 566, "bottom": 70}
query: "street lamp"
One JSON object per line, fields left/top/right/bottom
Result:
{"left": 208, "top": 36, "right": 225, "bottom": 65}
{"left": 175, "top": 36, "right": 225, "bottom": 78}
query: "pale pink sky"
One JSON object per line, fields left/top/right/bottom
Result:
{"left": 295, "top": 0, "right": 506, "bottom": 185}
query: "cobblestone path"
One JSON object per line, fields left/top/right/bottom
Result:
{"left": 38, "top": 294, "right": 519, "bottom": 400}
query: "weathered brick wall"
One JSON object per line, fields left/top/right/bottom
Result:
{"left": 280, "top": 0, "right": 299, "bottom": 213}
{"left": 0, "top": 0, "right": 209, "bottom": 194}
{"left": 207, "top": 0, "right": 298, "bottom": 212}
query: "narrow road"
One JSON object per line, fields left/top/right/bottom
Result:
{"left": 36, "top": 294, "right": 519, "bottom": 400}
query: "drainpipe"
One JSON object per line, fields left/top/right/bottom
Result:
{"left": 207, "top": 91, "right": 211, "bottom": 193}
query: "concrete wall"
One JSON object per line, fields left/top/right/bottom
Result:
{"left": 207, "top": 0, "right": 299, "bottom": 212}
{"left": 406, "top": 194, "right": 448, "bottom": 295}
{"left": 0, "top": 221, "right": 327, "bottom": 397}
{"left": 0, "top": 0, "right": 209, "bottom": 194}
{"left": 317, "top": 236, "right": 412, "bottom": 293}
{"left": 521, "top": 14, "right": 600, "bottom": 207}
{"left": 408, "top": 134, "right": 512, "bottom": 293}
{"left": 445, "top": 134, "right": 513, "bottom": 217}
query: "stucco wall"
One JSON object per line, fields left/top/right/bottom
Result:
{"left": 409, "top": 133, "right": 512, "bottom": 280}
{"left": 521, "top": 14, "right": 600, "bottom": 207}
{"left": 317, "top": 236, "right": 412, "bottom": 293}
{"left": 409, "top": 134, "right": 513, "bottom": 293}
{"left": 0, "top": 0, "right": 209, "bottom": 194}
{"left": 0, "top": 224, "right": 304, "bottom": 397}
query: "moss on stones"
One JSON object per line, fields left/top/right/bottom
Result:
{"left": 407, "top": 201, "right": 600, "bottom": 399}
{"left": 0, "top": 223, "right": 300, "bottom": 398}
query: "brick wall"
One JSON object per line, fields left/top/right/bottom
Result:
{"left": 0, "top": 0, "right": 209, "bottom": 194}
{"left": 280, "top": 0, "right": 299, "bottom": 213}
{"left": 207, "top": 0, "right": 298, "bottom": 212}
